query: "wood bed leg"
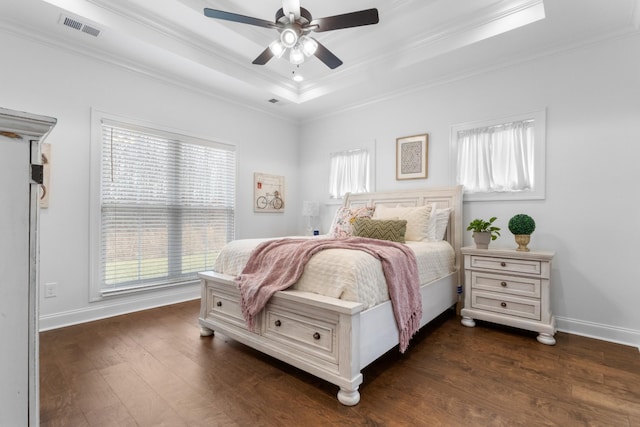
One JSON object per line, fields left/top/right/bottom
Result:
{"left": 200, "top": 326, "right": 214, "bottom": 337}
{"left": 337, "top": 387, "right": 360, "bottom": 406}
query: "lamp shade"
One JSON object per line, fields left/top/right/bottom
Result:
{"left": 289, "top": 46, "right": 305, "bottom": 65}
{"left": 302, "top": 201, "right": 319, "bottom": 217}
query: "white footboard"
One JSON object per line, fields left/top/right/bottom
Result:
{"left": 198, "top": 270, "right": 457, "bottom": 405}
{"left": 198, "top": 271, "right": 366, "bottom": 405}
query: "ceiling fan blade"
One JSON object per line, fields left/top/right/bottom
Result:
{"left": 310, "top": 8, "right": 379, "bottom": 32}
{"left": 204, "top": 8, "right": 277, "bottom": 29}
{"left": 313, "top": 40, "right": 343, "bottom": 69}
{"left": 252, "top": 47, "right": 274, "bottom": 65}
{"left": 282, "top": 0, "right": 301, "bottom": 19}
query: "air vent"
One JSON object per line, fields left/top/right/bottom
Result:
{"left": 59, "top": 14, "right": 103, "bottom": 38}
{"left": 268, "top": 98, "right": 279, "bottom": 104}
{"left": 82, "top": 25, "right": 101, "bottom": 37}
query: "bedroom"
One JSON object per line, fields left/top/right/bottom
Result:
{"left": 1, "top": 0, "right": 639, "bottom": 424}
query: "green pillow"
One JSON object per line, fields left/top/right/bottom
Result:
{"left": 352, "top": 218, "right": 407, "bottom": 243}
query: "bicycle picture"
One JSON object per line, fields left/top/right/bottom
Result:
{"left": 254, "top": 172, "right": 285, "bottom": 213}
{"left": 256, "top": 190, "right": 284, "bottom": 210}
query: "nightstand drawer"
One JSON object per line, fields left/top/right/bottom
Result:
{"left": 471, "top": 272, "right": 541, "bottom": 298}
{"left": 469, "top": 255, "right": 542, "bottom": 275}
{"left": 471, "top": 291, "right": 541, "bottom": 321}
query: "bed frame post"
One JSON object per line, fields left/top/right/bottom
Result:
{"left": 337, "top": 311, "right": 362, "bottom": 405}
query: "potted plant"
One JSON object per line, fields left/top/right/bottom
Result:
{"left": 467, "top": 217, "right": 500, "bottom": 249}
{"left": 508, "top": 214, "right": 536, "bottom": 252}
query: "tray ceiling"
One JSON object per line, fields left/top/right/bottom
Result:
{"left": 1, "top": 0, "right": 638, "bottom": 120}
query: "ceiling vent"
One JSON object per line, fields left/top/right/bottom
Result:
{"left": 59, "top": 14, "right": 103, "bottom": 38}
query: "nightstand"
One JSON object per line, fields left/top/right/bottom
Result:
{"left": 460, "top": 246, "right": 556, "bottom": 345}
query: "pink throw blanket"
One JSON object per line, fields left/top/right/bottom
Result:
{"left": 236, "top": 237, "right": 422, "bottom": 353}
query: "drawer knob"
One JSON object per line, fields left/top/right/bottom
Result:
{"left": 501, "top": 281, "right": 507, "bottom": 287}
{"left": 274, "top": 320, "right": 281, "bottom": 327}
{"left": 500, "top": 262, "right": 507, "bottom": 267}
{"left": 313, "top": 332, "right": 321, "bottom": 340}
{"left": 216, "top": 301, "right": 222, "bottom": 307}
{"left": 500, "top": 302, "right": 507, "bottom": 308}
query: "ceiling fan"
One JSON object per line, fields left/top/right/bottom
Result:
{"left": 204, "top": 1, "right": 379, "bottom": 69}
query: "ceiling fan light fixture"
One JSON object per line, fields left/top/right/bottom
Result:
{"left": 280, "top": 27, "right": 298, "bottom": 48}
{"left": 289, "top": 46, "right": 305, "bottom": 65}
{"left": 269, "top": 39, "right": 286, "bottom": 58}
{"left": 300, "top": 36, "right": 318, "bottom": 57}
{"left": 204, "top": 4, "right": 380, "bottom": 70}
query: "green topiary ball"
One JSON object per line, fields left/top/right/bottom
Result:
{"left": 508, "top": 214, "right": 536, "bottom": 235}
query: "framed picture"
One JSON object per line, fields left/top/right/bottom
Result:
{"left": 254, "top": 172, "right": 285, "bottom": 213}
{"left": 396, "top": 133, "right": 428, "bottom": 180}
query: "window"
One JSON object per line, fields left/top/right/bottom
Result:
{"left": 90, "top": 112, "right": 235, "bottom": 298}
{"left": 450, "top": 110, "right": 546, "bottom": 201}
{"left": 329, "top": 148, "right": 370, "bottom": 199}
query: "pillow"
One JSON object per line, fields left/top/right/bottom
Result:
{"left": 434, "top": 208, "right": 452, "bottom": 241}
{"left": 373, "top": 204, "right": 433, "bottom": 241}
{"left": 330, "top": 206, "right": 375, "bottom": 238}
{"left": 352, "top": 218, "right": 407, "bottom": 243}
{"left": 426, "top": 202, "right": 438, "bottom": 241}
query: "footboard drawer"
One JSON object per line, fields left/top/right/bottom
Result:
{"left": 204, "top": 286, "right": 248, "bottom": 330}
{"left": 262, "top": 304, "right": 338, "bottom": 364}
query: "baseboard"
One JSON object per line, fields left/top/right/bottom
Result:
{"left": 39, "top": 285, "right": 200, "bottom": 331}
{"left": 556, "top": 316, "right": 640, "bottom": 351}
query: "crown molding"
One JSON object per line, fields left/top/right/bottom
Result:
{"left": 0, "top": 19, "right": 299, "bottom": 124}
{"left": 302, "top": 23, "right": 640, "bottom": 124}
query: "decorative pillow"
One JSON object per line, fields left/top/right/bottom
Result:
{"left": 330, "top": 206, "right": 375, "bottom": 238}
{"left": 373, "top": 204, "right": 433, "bottom": 241}
{"left": 434, "top": 208, "right": 452, "bottom": 241}
{"left": 352, "top": 218, "right": 407, "bottom": 243}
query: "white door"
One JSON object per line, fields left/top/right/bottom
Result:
{"left": 0, "top": 135, "right": 31, "bottom": 426}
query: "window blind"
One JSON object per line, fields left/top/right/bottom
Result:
{"left": 100, "top": 121, "right": 235, "bottom": 295}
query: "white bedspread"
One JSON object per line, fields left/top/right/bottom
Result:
{"left": 213, "top": 236, "right": 455, "bottom": 310}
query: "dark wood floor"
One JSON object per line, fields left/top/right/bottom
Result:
{"left": 40, "top": 300, "right": 640, "bottom": 426}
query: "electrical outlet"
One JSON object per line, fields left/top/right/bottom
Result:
{"left": 44, "top": 282, "right": 57, "bottom": 298}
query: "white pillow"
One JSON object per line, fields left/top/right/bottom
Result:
{"left": 373, "top": 204, "right": 433, "bottom": 241}
{"left": 426, "top": 203, "right": 438, "bottom": 241}
{"left": 434, "top": 208, "right": 451, "bottom": 241}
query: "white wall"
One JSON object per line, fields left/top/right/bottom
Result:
{"left": 299, "top": 33, "right": 640, "bottom": 348}
{"left": 0, "top": 31, "right": 300, "bottom": 329}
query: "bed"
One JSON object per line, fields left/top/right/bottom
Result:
{"left": 198, "top": 185, "right": 463, "bottom": 405}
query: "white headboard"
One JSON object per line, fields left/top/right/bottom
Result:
{"left": 343, "top": 186, "right": 464, "bottom": 280}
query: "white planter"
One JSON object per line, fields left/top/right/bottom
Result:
{"left": 473, "top": 232, "right": 492, "bottom": 249}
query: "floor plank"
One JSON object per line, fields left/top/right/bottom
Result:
{"left": 40, "top": 300, "right": 640, "bottom": 426}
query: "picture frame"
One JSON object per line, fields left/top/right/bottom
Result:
{"left": 396, "top": 133, "right": 428, "bottom": 180}
{"left": 254, "top": 172, "right": 285, "bottom": 213}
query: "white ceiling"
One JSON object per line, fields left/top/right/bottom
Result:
{"left": 1, "top": 0, "right": 639, "bottom": 121}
